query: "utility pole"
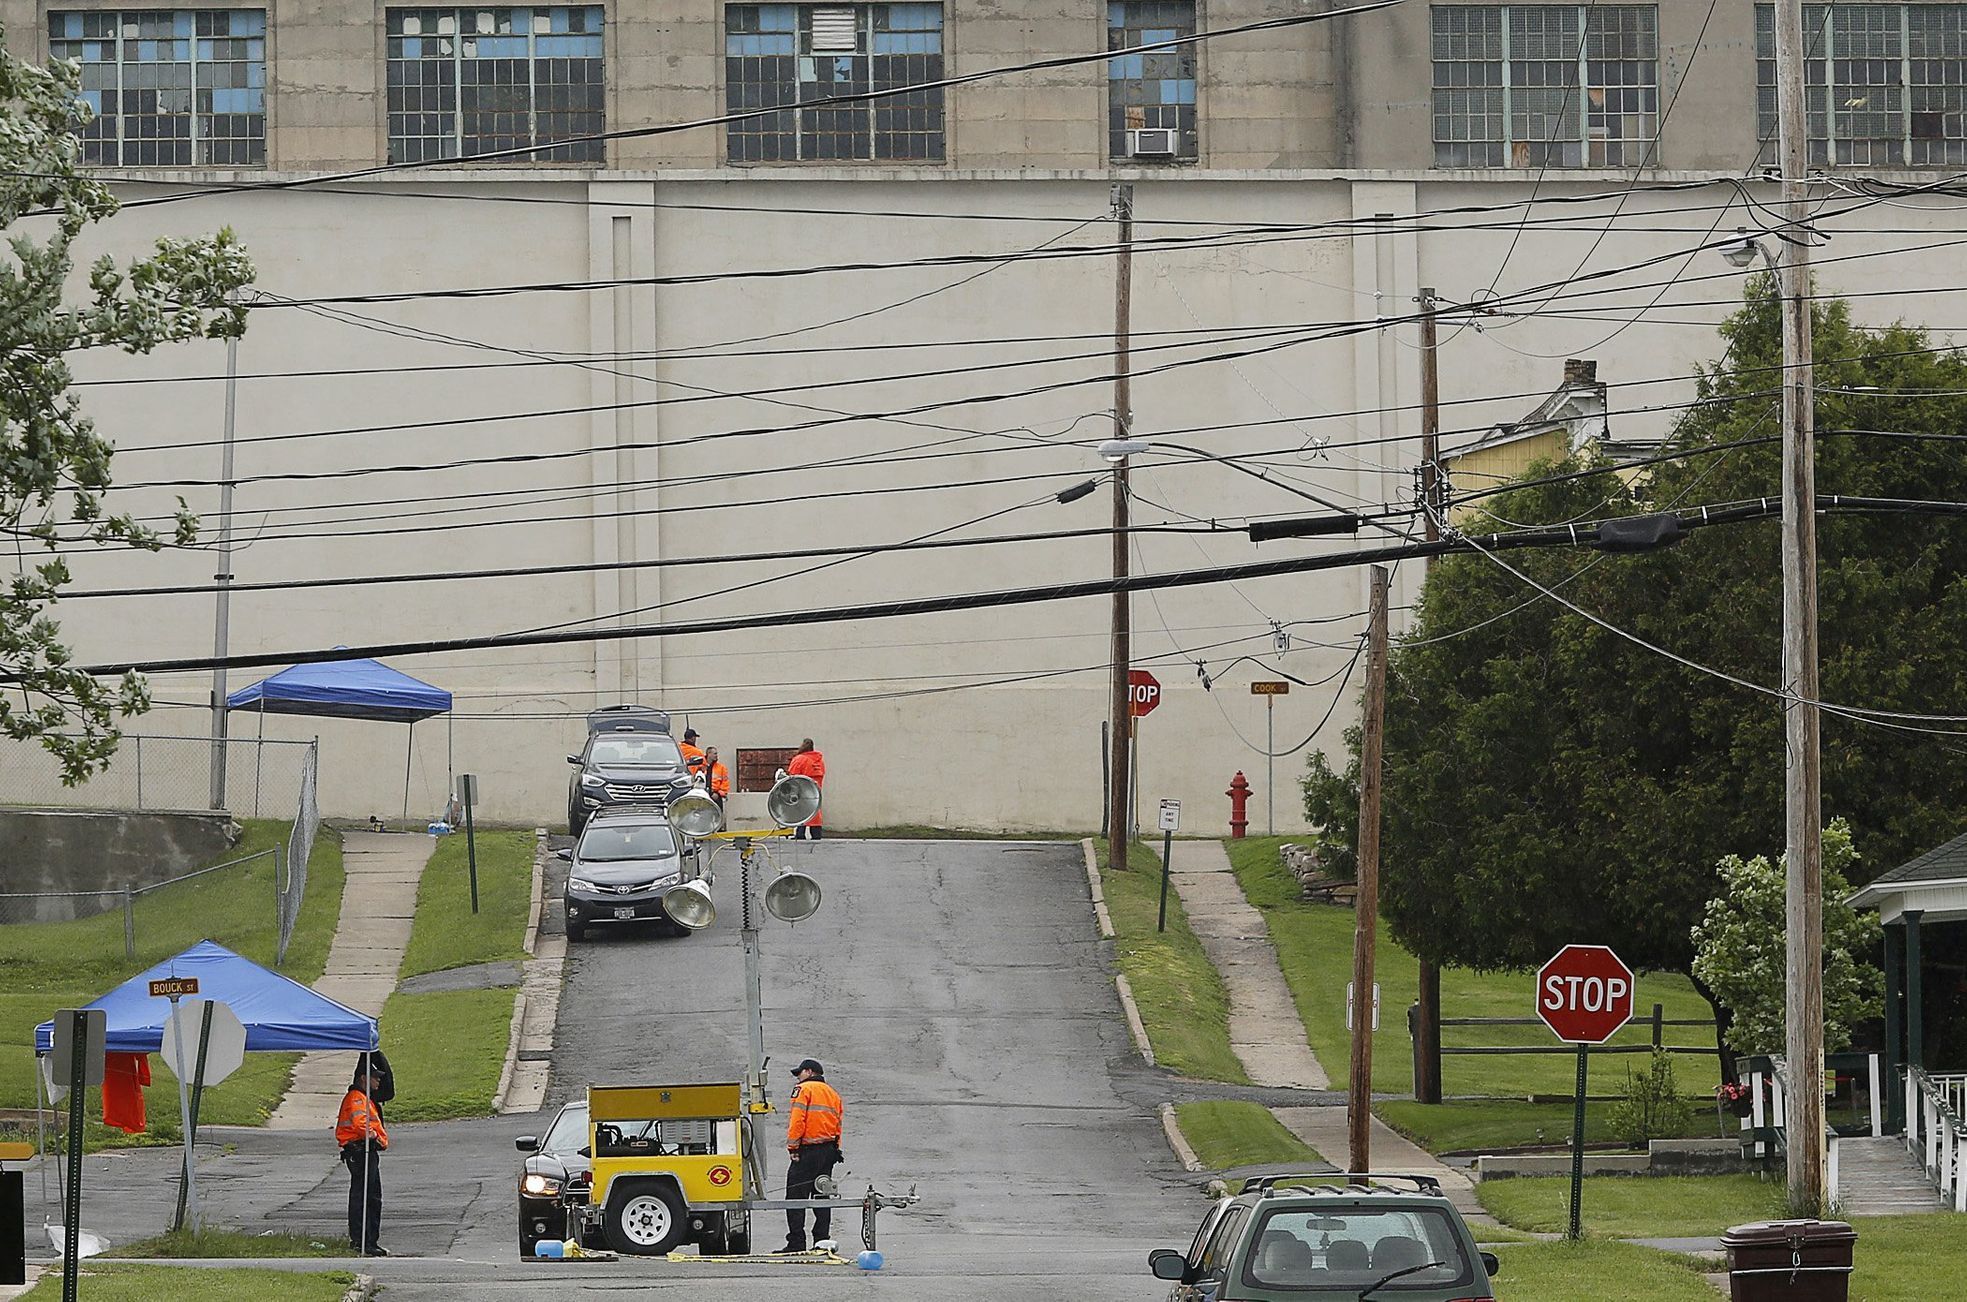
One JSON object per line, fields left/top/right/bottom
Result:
{"left": 1773, "top": 0, "right": 1826, "bottom": 1214}
{"left": 207, "top": 320, "right": 240, "bottom": 811}
{"left": 1347, "top": 565, "right": 1389, "bottom": 1174}
{"left": 1106, "top": 183, "right": 1136, "bottom": 872}
{"left": 1412, "top": 288, "right": 1444, "bottom": 1106}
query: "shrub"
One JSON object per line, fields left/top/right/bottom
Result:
{"left": 1607, "top": 1050, "right": 1694, "bottom": 1148}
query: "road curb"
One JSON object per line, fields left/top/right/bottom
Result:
{"left": 522, "top": 827, "right": 547, "bottom": 955}
{"left": 339, "top": 1273, "right": 378, "bottom": 1302}
{"left": 493, "top": 989, "right": 529, "bottom": 1113}
{"left": 1159, "top": 1102, "right": 1205, "bottom": 1173}
{"left": 1115, "top": 974, "right": 1155, "bottom": 1066}
{"left": 1080, "top": 838, "right": 1113, "bottom": 938}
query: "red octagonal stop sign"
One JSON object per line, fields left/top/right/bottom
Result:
{"left": 1535, "top": 944, "right": 1635, "bottom": 1044}
{"left": 1128, "top": 669, "right": 1162, "bottom": 717}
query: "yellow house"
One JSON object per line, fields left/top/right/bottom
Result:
{"left": 1442, "top": 359, "right": 1660, "bottom": 527}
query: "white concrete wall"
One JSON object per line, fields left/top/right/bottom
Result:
{"left": 36, "top": 170, "right": 1964, "bottom": 830}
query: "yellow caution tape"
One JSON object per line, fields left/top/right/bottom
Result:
{"left": 664, "top": 1250, "right": 851, "bottom": 1266}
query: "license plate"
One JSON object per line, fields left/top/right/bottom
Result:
{"left": 613, "top": 907, "right": 638, "bottom": 920}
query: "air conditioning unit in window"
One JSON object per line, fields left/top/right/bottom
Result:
{"left": 1127, "top": 128, "right": 1179, "bottom": 158}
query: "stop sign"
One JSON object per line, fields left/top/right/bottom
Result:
{"left": 1535, "top": 945, "right": 1635, "bottom": 1044}
{"left": 1128, "top": 669, "right": 1162, "bottom": 717}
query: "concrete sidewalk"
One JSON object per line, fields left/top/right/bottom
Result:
{"left": 269, "top": 832, "right": 434, "bottom": 1130}
{"left": 1166, "top": 840, "right": 1328, "bottom": 1090}
{"left": 1272, "top": 1106, "right": 1488, "bottom": 1221}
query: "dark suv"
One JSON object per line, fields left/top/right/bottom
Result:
{"left": 561, "top": 809, "right": 698, "bottom": 942}
{"left": 1149, "top": 1173, "right": 1499, "bottom": 1301}
{"left": 566, "top": 706, "right": 693, "bottom": 835}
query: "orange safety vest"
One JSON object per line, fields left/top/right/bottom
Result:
{"left": 336, "top": 1088, "right": 389, "bottom": 1150}
{"left": 680, "top": 742, "right": 707, "bottom": 776}
{"left": 786, "top": 750, "right": 825, "bottom": 826}
{"left": 708, "top": 761, "right": 730, "bottom": 799}
{"left": 786, "top": 1078, "right": 843, "bottom": 1148}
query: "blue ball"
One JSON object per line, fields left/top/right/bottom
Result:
{"left": 856, "top": 1250, "right": 884, "bottom": 1271}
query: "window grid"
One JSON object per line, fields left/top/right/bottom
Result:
{"left": 386, "top": 7, "right": 604, "bottom": 164}
{"left": 49, "top": 10, "right": 266, "bottom": 166}
{"left": 1107, "top": 0, "right": 1198, "bottom": 161}
{"left": 724, "top": 5, "right": 945, "bottom": 164}
{"left": 1431, "top": 5, "right": 1658, "bottom": 168}
{"left": 1757, "top": 5, "right": 1967, "bottom": 167}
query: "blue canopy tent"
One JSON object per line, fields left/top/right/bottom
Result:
{"left": 228, "top": 654, "right": 453, "bottom": 820}
{"left": 34, "top": 940, "right": 378, "bottom": 1055}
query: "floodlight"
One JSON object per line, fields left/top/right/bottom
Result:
{"left": 662, "top": 879, "right": 717, "bottom": 930}
{"left": 764, "top": 871, "right": 823, "bottom": 924}
{"left": 668, "top": 790, "right": 725, "bottom": 838}
{"left": 765, "top": 775, "right": 823, "bottom": 829}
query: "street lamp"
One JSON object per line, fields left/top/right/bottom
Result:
{"left": 1719, "top": 227, "right": 1778, "bottom": 271}
{"left": 666, "top": 774, "right": 825, "bottom": 1113}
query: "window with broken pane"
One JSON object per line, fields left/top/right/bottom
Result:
{"left": 49, "top": 10, "right": 266, "bottom": 166}
{"left": 724, "top": 4, "right": 944, "bottom": 162}
{"left": 1106, "top": 0, "right": 1198, "bottom": 160}
{"left": 1757, "top": 5, "right": 1967, "bottom": 167}
{"left": 1430, "top": 5, "right": 1658, "bottom": 167}
{"left": 386, "top": 6, "right": 604, "bottom": 163}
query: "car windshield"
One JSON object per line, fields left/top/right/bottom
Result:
{"left": 578, "top": 823, "right": 679, "bottom": 862}
{"left": 588, "top": 736, "right": 682, "bottom": 767}
{"left": 544, "top": 1104, "right": 588, "bottom": 1154}
{"left": 1241, "top": 1205, "right": 1473, "bottom": 1293}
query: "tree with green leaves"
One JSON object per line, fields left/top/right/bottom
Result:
{"left": 1303, "top": 281, "right": 1967, "bottom": 1060}
{"left": 2, "top": 33, "right": 253, "bottom": 781}
{"left": 1691, "top": 819, "right": 1884, "bottom": 1059}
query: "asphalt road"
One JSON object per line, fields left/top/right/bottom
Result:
{"left": 22, "top": 839, "right": 1202, "bottom": 1299}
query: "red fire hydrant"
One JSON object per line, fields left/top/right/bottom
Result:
{"left": 1227, "top": 771, "right": 1251, "bottom": 839}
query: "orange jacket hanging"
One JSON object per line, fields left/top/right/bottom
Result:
{"left": 100, "top": 1052, "right": 150, "bottom": 1134}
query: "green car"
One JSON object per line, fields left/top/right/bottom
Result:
{"left": 1148, "top": 1173, "right": 1500, "bottom": 1301}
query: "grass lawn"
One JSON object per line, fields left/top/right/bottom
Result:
{"left": 375, "top": 830, "right": 534, "bottom": 1120}
{"left": 376, "top": 986, "right": 515, "bottom": 1121}
{"left": 1477, "top": 1173, "right": 1782, "bottom": 1238}
{"left": 1222, "top": 837, "right": 1721, "bottom": 1101}
{"left": 0, "top": 822, "right": 345, "bottom": 1140}
{"left": 396, "top": 829, "right": 535, "bottom": 978}
{"left": 1378, "top": 1098, "right": 1727, "bottom": 1155}
{"left": 27, "top": 1264, "right": 357, "bottom": 1301}
{"left": 110, "top": 1228, "right": 347, "bottom": 1258}
{"left": 1849, "top": 1215, "right": 1967, "bottom": 1302}
{"left": 1101, "top": 844, "right": 1248, "bottom": 1084}
{"left": 1489, "top": 1239, "right": 1719, "bottom": 1301}
{"left": 1174, "top": 1101, "right": 1324, "bottom": 1170}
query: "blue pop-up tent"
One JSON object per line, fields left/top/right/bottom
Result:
{"left": 228, "top": 653, "right": 453, "bottom": 819}
{"left": 33, "top": 941, "right": 378, "bottom": 1056}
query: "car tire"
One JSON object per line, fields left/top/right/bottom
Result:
{"left": 605, "top": 1182, "right": 687, "bottom": 1256}
{"left": 566, "top": 915, "right": 586, "bottom": 943}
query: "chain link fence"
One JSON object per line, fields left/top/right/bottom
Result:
{"left": 0, "top": 731, "right": 321, "bottom": 965}
{"left": 0, "top": 847, "right": 279, "bottom": 959}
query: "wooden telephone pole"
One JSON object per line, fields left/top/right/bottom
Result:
{"left": 1106, "top": 183, "right": 1136, "bottom": 873}
{"left": 1348, "top": 565, "right": 1390, "bottom": 1173}
{"left": 1413, "top": 288, "right": 1444, "bottom": 1106}
{"left": 1772, "top": 0, "right": 1827, "bottom": 1213}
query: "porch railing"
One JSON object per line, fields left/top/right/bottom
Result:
{"left": 1906, "top": 1068, "right": 1967, "bottom": 1213}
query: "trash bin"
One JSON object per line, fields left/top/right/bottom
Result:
{"left": 1722, "top": 1220, "right": 1857, "bottom": 1301}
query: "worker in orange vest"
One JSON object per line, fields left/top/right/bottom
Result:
{"left": 336, "top": 1053, "right": 390, "bottom": 1256}
{"left": 704, "top": 747, "right": 731, "bottom": 806}
{"left": 679, "top": 729, "right": 707, "bottom": 780}
{"left": 786, "top": 738, "right": 825, "bottom": 840}
{"left": 776, "top": 1058, "right": 844, "bottom": 1253}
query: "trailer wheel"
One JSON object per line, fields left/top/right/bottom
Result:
{"left": 605, "top": 1182, "right": 686, "bottom": 1255}
{"left": 726, "top": 1209, "right": 751, "bottom": 1256}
